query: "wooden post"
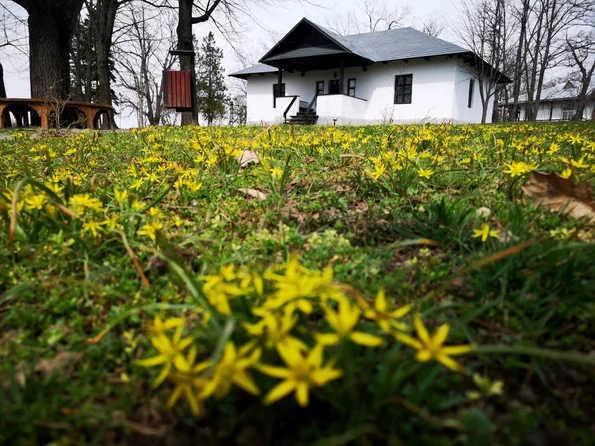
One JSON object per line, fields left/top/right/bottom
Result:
{"left": 276, "top": 65, "right": 283, "bottom": 108}
{"left": 339, "top": 60, "right": 345, "bottom": 95}
{"left": 549, "top": 102, "right": 553, "bottom": 122}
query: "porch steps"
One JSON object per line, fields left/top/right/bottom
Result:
{"left": 285, "top": 111, "right": 318, "bottom": 125}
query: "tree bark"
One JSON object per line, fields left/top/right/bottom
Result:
{"left": 0, "top": 62, "right": 7, "bottom": 98}
{"left": 14, "top": 0, "right": 84, "bottom": 99}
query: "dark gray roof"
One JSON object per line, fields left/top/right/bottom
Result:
{"left": 229, "top": 63, "right": 277, "bottom": 79}
{"left": 339, "top": 27, "right": 470, "bottom": 62}
{"left": 302, "top": 19, "right": 470, "bottom": 62}
{"left": 230, "top": 18, "right": 507, "bottom": 80}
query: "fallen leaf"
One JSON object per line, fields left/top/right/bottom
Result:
{"left": 238, "top": 188, "right": 268, "bottom": 201}
{"left": 522, "top": 171, "right": 595, "bottom": 224}
{"left": 236, "top": 150, "right": 260, "bottom": 167}
{"left": 36, "top": 351, "right": 83, "bottom": 377}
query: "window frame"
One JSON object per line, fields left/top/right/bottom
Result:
{"left": 316, "top": 80, "right": 325, "bottom": 95}
{"left": 273, "top": 83, "right": 286, "bottom": 98}
{"left": 347, "top": 78, "right": 356, "bottom": 97}
{"left": 329, "top": 79, "right": 340, "bottom": 95}
{"left": 468, "top": 79, "right": 475, "bottom": 108}
{"left": 394, "top": 74, "right": 413, "bottom": 104}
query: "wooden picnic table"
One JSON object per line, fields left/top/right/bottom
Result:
{"left": 0, "top": 98, "right": 114, "bottom": 130}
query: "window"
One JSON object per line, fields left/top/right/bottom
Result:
{"left": 394, "top": 74, "right": 412, "bottom": 104}
{"left": 468, "top": 79, "right": 475, "bottom": 108}
{"left": 562, "top": 104, "right": 575, "bottom": 121}
{"left": 273, "top": 83, "right": 286, "bottom": 98}
{"left": 347, "top": 78, "right": 356, "bottom": 97}
{"left": 316, "top": 81, "right": 324, "bottom": 95}
{"left": 329, "top": 80, "right": 340, "bottom": 95}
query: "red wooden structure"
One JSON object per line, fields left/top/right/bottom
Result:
{"left": 163, "top": 70, "right": 192, "bottom": 111}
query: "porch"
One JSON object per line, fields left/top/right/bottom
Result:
{"left": 275, "top": 92, "right": 368, "bottom": 125}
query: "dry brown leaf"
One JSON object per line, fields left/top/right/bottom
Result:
{"left": 236, "top": 150, "right": 260, "bottom": 167}
{"left": 36, "top": 351, "right": 83, "bottom": 377}
{"left": 238, "top": 188, "right": 268, "bottom": 201}
{"left": 522, "top": 171, "right": 595, "bottom": 224}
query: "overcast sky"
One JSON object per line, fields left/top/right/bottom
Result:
{"left": 1, "top": 0, "right": 462, "bottom": 127}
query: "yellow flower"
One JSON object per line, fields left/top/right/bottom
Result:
{"left": 82, "top": 219, "right": 103, "bottom": 237}
{"left": 271, "top": 167, "right": 284, "bottom": 180}
{"left": 167, "top": 347, "right": 209, "bottom": 416}
{"left": 264, "top": 257, "right": 344, "bottom": 314}
{"left": 25, "top": 194, "right": 47, "bottom": 210}
{"left": 137, "top": 221, "right": 163, "bottom": 241}
{"left": 503, "top": 161, "right": 535, "bottom": 177}
{"left": 472, "top": 223, "right": 500, "bottom": 242}
{"left": 365, "top": 162, "right": 386, "bottom": 180}
{"left": 560, "top": 168, "right": 573, "bottom": 179}
{"left": 417, "top": 168, "right": 435, "bottom": 179}
{"left": 317, "top": 300, "right": 384, "bottom": 347}
{"left": 362, "top": 289, "right": 411, "bottom": 333}
{"left": 395, "top": 313, "right": 472, "bottom": 372}
{"left": 243, "top": 307, "right": 307, "bottom": 351}
{"left": 135, "top": 323, "right": 193, "bottom": 388}
{"left": 114, "top": 189, "right": 128, "bottom": 203}
{"left": 258, "top": 344, "right": 342, "bottom": 407}
{"left": 201, "top": 342, "right": 261, "bottom": 399}
{"left": 570, "top": 157, "right": 589, "bottom": 169}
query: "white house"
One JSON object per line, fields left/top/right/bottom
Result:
{"left": 512, "top": 81, "right": 595, "bottom": 122}
{"left": 230, "top": 18, "right": 509, "bottom": 125}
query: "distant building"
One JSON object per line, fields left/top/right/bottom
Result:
{"left": 229, "top": 18, "right": 509, "bottom": 125}
{"left": 511, "top": 81, "right": 595, "bottom": 121}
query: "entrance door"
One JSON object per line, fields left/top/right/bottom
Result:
{"left": 316, "top": 81, "right": 324, "bottom": 95}
{"left": 329, "top": 80, "right": 340, "bottom": 94}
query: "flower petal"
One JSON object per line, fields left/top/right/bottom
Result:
{"left": 414, "top": 314, "right": 430, "bottom": 344}
{"left": 416, "top": 350, "right": 432, "bottom": 362}
{"left": 233, "top": 372, "right": 260, "bottom": 396}
{"left": 135, "top": 355, "right": 167, "bottom": 367}
{"left": 432, "top": 324, "right": 450, "bottom": 348}
{"left": 375, "top": 289, "right": 387, "bottom": 312}
{"left": 316, "top": 333, "right": 341, "bottom": 346}
{"left": 395, "top": 332, "right": 422, "bottom": 350}
{"left": 167, "top": 385, "right": 184, "bottom": 408}
{"left": 442, "top": 345, "right": 473, "bottom": 356}
{"left": 257, "top": 364, "right": 291, "bottom": 379}
{"left": 436, "top": 354, "right": 464, "bottom": 372}
{"left": 296, "top": 382, "right": 309, "bottom": 407}
{"left": 264, "top": 380, "right": 296, "bottom": 405}
{"left": 350, "top": 332, "right": 384, "bottom": 347}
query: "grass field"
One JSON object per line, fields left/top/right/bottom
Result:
{"left": 1, "top": 123, "right": 594, "bottom": 445}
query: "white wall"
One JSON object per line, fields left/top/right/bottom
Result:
{"left": 317, "top": 95, "right": 368, "bottom": 125}
{"left": 243, "top": 57, "right": 490, "bottom": 125}
{"left": 452, "top": 64, "right": 494, "bottom": 123}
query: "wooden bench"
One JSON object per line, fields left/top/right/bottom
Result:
{"left": 0, "top": 98, "right": 114, "bottom": 129}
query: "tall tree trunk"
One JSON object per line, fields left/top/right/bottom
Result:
{"left": 17, "top": 0, "right": 83, "bottom": 99}
{"left": 509, "top": 0, "right": 529, "bottom": 121}
{"left": 177, "top": 0, "right": 194, "bottom": 125}
{"left": 0, "top": 63, "right": 7, "bottom": 98}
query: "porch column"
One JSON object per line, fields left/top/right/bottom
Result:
{"left": 339, "top": 60, "right": 345, "bottom": 95}
{"left": 275, "top": 65, "right": 283, "bottom": 108}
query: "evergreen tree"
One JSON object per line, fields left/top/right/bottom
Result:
{"left": 196, "top": 32, "right": 227, "bottom": 125}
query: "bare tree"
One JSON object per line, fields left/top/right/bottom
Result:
{"left": 176, "top": 0, "right": 324, "bottom": 125}
{"left": 114, "top": 2, "right": 176, "bottom": 126}
{"left": 564, "top": 29, "right": 595, "bottom": 120}
{"left": 421, "top": 15, "right": 445, "bottom": 37}
{"left": 325, "top": 0, "right": 411, "bottom": 35}
{"left": 455, "top": 0, "right": 510, "bottom": 123}
{"left": 521, "top": 0, "right": 592, "bottom": 121}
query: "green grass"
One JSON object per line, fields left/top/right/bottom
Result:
{"left": 0, "top": 122, "right": 594, "bottom": 445}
